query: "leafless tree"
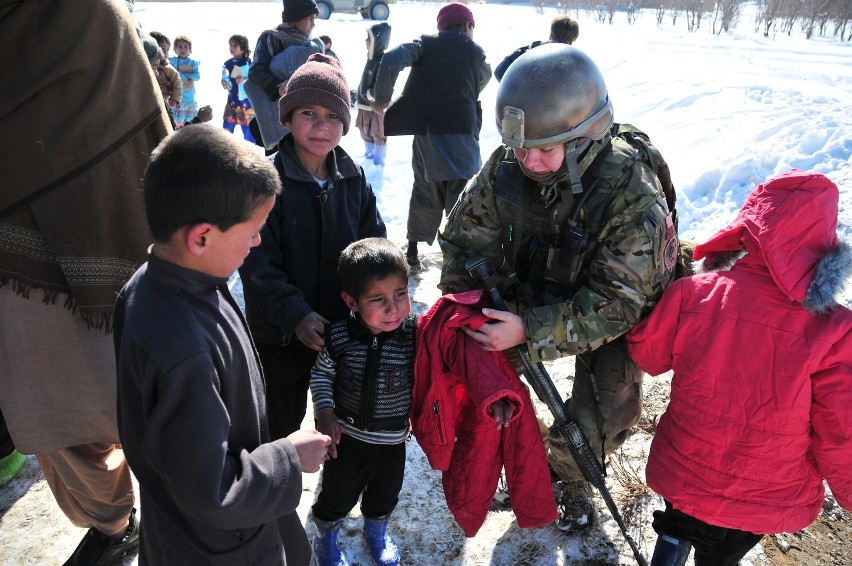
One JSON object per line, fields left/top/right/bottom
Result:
{"left": 712, "top": 0, "right": 743, "bottom": 34}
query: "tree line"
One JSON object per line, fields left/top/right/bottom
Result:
{"left": 529, "top": 0, "right": 852, "bottom": 39}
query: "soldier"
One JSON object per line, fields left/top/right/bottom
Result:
{"left": 438, "top": 44, "right": 678, "bottom": 532}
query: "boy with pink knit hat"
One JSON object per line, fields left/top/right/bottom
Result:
{"left": 627, "top": 169, "right": 852, "bottom": 566}
{"left": 239, "top": 52, "right": 386, "bottom": 459}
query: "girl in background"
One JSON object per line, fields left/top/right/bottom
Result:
{"left": 221, "top": 34, "right": 255, "bottom": 142}
{"left": 169, "top": 35, "right": 201, "bottom": 127}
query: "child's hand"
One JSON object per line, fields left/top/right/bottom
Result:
{"left": 221, "top": 79, "right": 230, "bottom": 90}
{"left": 488, "top": 398, "right": 516, "bottom": 430}
{"left": 184, "top": 78, "right": 194, "bottom": 89}
{"left": 295, "top": 312, "right": 329, "bottom": 351}
{"left": 196, "top": 105, "right": 213, "bottom": 122}
{"left": 168, "top": 98, "right": 179, "bottom": 107}
{"left": 286, "top": 429, "right": 332, "bottom": 473}
{"left": 315, "top": 409, "right": 341, "bottom": 458}
{"left": 277, "top": 82, "right": 288, "bottom": 98}
{"left": 370, "top": 101, "right": 388, "bottom": 114}
{"left": 236, "top": 76, "right": 247, "bottom": 85}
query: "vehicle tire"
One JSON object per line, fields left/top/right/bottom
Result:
{"left": 316, "top": 1, "right": 332, "bottom": 19}
{"left": 368, "top": 1, "right": 389, "bottom": 20}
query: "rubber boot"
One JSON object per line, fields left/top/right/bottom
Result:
{"left": 364, "top": 141, "right": 376, "bottom": 160}
{"left": 362, "top": 514, "right": 399, "bottom": 566}
{"left": 373, "top": 144, "right": 387, "bottom": 166}
{"left": 312, "top": 518, "right": 350, "bottom": 566}
{"left": 650, "top": 533, "right": 692, "bottom": 566}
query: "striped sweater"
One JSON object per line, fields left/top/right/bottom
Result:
{"left": 310, "top": 314, "right": 416, "bottom": 444}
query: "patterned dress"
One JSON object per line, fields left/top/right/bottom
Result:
{"left": 222, "top": 55, "right": 254, "bottom": 127}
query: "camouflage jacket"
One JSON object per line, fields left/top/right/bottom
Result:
{"left": 438, "top": 135, "right": 676, "bottom": 361}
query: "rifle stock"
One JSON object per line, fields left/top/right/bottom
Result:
{"left": 465, "top": 254, "right": 648, "bottom": 566}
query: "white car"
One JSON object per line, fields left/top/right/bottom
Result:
{"left": 316, "top": 0, "right": 394, "bottom": 20}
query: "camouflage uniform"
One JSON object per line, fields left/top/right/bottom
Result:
{"left": 438, "top": 133, "right": 677, "bottom": 481}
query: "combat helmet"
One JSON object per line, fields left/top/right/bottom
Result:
{"left": 497, "top": 44, "right": 613, "bottom": 192}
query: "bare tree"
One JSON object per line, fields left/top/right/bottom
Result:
{"left": 684, "top": 0, "right": 711, "bottom": 31}
{"left": 712, "top": 0, "right": 744, "bottom": 33}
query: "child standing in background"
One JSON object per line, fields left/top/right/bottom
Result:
{"left": 169, "top": 35, "right": 201, "bottom": 127}
{"left": 147, "top": 32, "right": 182, "bottom": 125}
{"left": 354, "top": 23, "right": 391, "bottom": 166}
{"left": 221, "top": 34, "right": 255, "bottom": 143}
{"left": 309, "top": 237, "right": 414, "bottom": 566}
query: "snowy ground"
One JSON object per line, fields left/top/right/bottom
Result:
{"left": 1, "top": 1, "right": 850, "bottom": 565}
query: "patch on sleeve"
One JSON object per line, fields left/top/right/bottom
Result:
{"left": 663, "top": 214, "right": 677, "bottom": 272}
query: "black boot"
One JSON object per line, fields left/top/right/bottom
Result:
{"left": 63, "top": 507, "right": 139, "bottom": 566}
{"left": 405, "top": 241, "right": 421, "bottom": 271}
{"left": 650, "top": 533, "right": 692, "bottom": 566}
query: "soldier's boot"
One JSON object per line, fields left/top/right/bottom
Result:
{"left": 364, "top": 141, "right": 376, "bottom": 160}
{"left": 650, "top": 533, "right": 692, "bottom": 566}
{"left": 362, "top": 514, "right": 399, "bottom": 566}
{"left": 373, "top": 144, "right": 387, "bottom": 166}
{"left": 312, "top": 518, "right": 350, "bottom": 566}
{"left": 555, "top": 480, "right": 595, "bottom": 532}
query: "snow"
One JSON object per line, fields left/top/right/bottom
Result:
{"left": 1, "top": 2, "right": 849, "bottom": 565}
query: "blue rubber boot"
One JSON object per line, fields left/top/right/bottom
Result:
{"left": 364, "top": 141, "right": 376, "bottom": 160}
{"left": 312, "top": 518, "right": 349, "bottom": 566}
{"left": 372, "top": 144, "right": 387, "bottom": 166}
{"left": 650, "top": 533, "right": 692, "bottom": 566}
{"left": 362, "top": 514, "right": 399, "bottom": 566}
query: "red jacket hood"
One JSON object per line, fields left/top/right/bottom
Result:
{"left": 694, "top": 169, "right": 839, "bottom": 303}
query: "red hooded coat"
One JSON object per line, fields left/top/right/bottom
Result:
{"left": 414, "top": 291, "right": 558, "bottom": 537}
{"left": 627, "top": 169, "right": 852, "bottom": 534}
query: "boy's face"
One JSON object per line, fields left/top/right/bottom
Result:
{"left": 229, "top": 41, "right": 243, "bottom": 58}
{"left": 158, "top": 39, "right": 171, "bottom": 57}
{"left": 295, "top": 15, "right": 316, "bottom": 36}
{"left": 343, "top": 274, "right": 410, "bottom": 336}
{"left": 285, "top": 105, "right": 344, "bottom": 161}
{"left": 201, "top": 196, "right": 274, "bottom": 278}
{"left": 513, "top": 143, "right": 566, "bottom": 175}
{"left": 175, "top": 40, "right": 191, "bottom": 58}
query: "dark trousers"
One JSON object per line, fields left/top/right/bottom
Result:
{"left": 312, "top": 434, "right": 406, "bottom": 522}
{"left": 407, "top": 143, "right": 467, "bottom": 244}
{"left": 256, "top": 342, "right": 318, "bottom": 440}
{"left": 653, "top": 500, "right": 764, "bottom": 566}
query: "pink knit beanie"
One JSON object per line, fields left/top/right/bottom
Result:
{"left": 437, "top": 2, "right": 474, "bottom": 32}
{"left": 279, "top": 53, "right": 351, "bottom": 134}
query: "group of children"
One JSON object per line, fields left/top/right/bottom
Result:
{"left": 115, "top": 17, "right": 850, "bottom": 566}
{"left": 142, "top": 24, "right": 391, "bottom": 169}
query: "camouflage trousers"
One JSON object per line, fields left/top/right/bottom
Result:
{"left": 540, "top": 336, "right": 643, "bottom": 483}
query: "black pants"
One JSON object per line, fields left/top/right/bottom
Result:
{"left": 653, "top": 500, "right": 764, "bottom": 566}
{"left": 312, "top": 434, "right": 406, "bottom": 522}
{"left": 256, "top": 342, "right": 318, "bottom": 440}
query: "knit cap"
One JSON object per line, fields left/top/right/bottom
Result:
{"left": 437, "top": 2, "right": 475, "bottom": 32}
{"left": 279, "top": 53, "right": 352, "bottom": 134}
{"left": 141, "top": 34, "right": 164, "bottom": 62}
{"left": 282, "top": 0, "right": 319, "bottom": 22}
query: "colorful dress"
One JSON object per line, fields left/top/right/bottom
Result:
{"left": 222, "top": 55, "right": 255, "bottom": 141}
{"left": 169, "top": 55, "right": 200, "bottom": 125}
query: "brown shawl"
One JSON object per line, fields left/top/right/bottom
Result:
{"left": 0, "top": 0, "right": 171, "bottom": 330}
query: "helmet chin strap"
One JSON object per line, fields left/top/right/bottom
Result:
{"left": 564, "top": 138, "right": 592, "bottom": 194}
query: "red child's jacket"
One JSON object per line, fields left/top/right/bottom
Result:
{"left": 413, "top": 291, "right": 558, "bottom": 537}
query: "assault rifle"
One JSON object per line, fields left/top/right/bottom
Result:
{"left": 465, "top": 254, "right": 648, "bottom": 566}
